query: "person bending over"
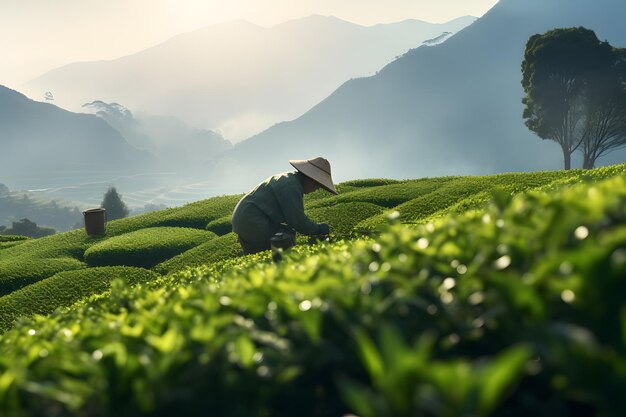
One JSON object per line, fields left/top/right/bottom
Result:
{"left": 231, "top": 157, "right": 338, "bottom": 255}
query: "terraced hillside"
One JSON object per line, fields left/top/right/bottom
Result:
{"left": 0, "top": 164, "right": 625, "bottom": 416}
{"left": 0, "top": 169, "right": 585, "bottom": 308}
{"left": 0, "top": 166, "right": 623, "bottom": 331}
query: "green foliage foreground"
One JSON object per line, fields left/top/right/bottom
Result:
{"left": 0, "top": 267, "right": 158, "bottom": 332}
{"left": 0, "top": 169, "right": 624, "bottom": 417}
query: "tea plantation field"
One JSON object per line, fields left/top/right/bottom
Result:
{"left": 0, "top": 164, "right": 625, "bottom": 416}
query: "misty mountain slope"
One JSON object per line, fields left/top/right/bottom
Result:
{"left": 0, "top": 85, "right": 156, "bottom": 185}
{"left": 82, "top": 100, "right": 232, "bottom": 169}
{"left": 225, "top": 0, "right": 626, "bottom": 187}
{"left": 24, "top": 15, "right": 475, "bottom": 142}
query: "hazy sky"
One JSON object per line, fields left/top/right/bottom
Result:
{"left": 0, "top": 0, "right": 498, "bottom": 88}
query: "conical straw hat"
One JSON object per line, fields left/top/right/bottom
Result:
{"left": 289, "top": 157, "right": 338, "bottom": 195}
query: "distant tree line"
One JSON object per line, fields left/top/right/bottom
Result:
{"left": 0, "top": 185, "right": 137, "bottom": 237}
{"left": 522, "top": 27, "right": 626, "bottom": 169}
{"left": 0, "top": 218, "right": 56, "bottom": 238}
{"left": 0, "top": 184, "right": 82, "bottom": 232}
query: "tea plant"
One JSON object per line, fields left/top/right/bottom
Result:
{"left": 356, "top": 169, "right": 586, "bottom": 229}
{"left": 305, "top": 178, "right": 404, "bottom": 201}
{"left": 206, "top": 215, "right": 233, "bottom": 236}
{"left": 104, "top": 194, "right": 243, "bottom": 236}
{"left": 84, "top": 227, "right": 216, "bottom": 268}
{"left": 0, "top": 230, "right": 97, "bottom": 295}
{"left": 307, "top": 202, "right": 384, "bottom": 234}
{"left": 154, "top": 233, "right": 241, "bottom": 275}
{"left": 0, "top": 235, "right": 29, "bottom": 242}
{"left": 340, "top": 178, "right": 404, "bottom": 188}
{"left": 0, "top": 169, "right": 624, "bottom": 416}
{"left": 0, "top": 234, "right": 30, "bottom": 250}
{"left": 307, "top": 177, "right": 458, "bottom": 209}
{"left": 1, "top": 164, "right": 624, "bottom": 312}
{"left": 0, "top": 266, "right": 158, "bottom": 331}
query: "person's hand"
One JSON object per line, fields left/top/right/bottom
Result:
{"left": 318, "top": 223, "right": 331, "bottom": 235}
{"left": 309, "top": 235, "right": 327, "bottom": 245}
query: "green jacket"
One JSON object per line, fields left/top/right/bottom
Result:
{"left": 232, "top": 172, "right": 329, "bottom": 239}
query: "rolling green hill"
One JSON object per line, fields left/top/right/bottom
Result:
{"left": 0, "top": 167, "right": 588, "bottom": 302}
{"left": 0, "top": 163, "right": 625, "bottom": 416}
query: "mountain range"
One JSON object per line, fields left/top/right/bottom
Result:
{"left": 0, "top": 85, "right": 156, "bottom": 188}
{"left": 82, "top": 100, "right": 232, "bottom": 169}
{"left": 23, "top": 15, "right": 475, "bottom": 142}
{"left": 6, "top": 1, "right": 626, "bottom": 204}
{"left": 219, "top": 0, "right": 626, "bottom": 189}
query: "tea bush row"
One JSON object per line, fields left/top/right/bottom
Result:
{"left": 84, "top": 227, "right": 216, "bottom": 269}
{"left": 0, "top": 171, "right": 624, "bottom": 416}
{"left": 0, "top": 235, "right": 30, "bottom": 243}
{"left": 104, "top": 195, "right": 243, "bottom": 237}
{"left": 340, "top": 178, "right": 403, "bottom": 188}
{"left": 0, "top": 258, "right": 87, "bottom": 297}
{"left": 154, "top": 233, "right": 241, "bottom": 275}
{"left": 0, "top": 241, "right": 26, "bottom": 250}
{"left": 306, "top": 177, "right": 458, "bottom": 209}
{"left": 0, "top": 166, "right": 622, "bottom": 298}
{"left": 534, "top": 163, "right": 626, "bottom": 190}
{"left": 206, "top": 216, "right": 233, "bottom": 236}
{"left": 0, "top": 178, "right": 406, "bottom": 294}
{"left": 418, "top": 167, "right": 624, "bottom": 224}
{"left": 307, "top": 202, "right": 385, "bottom": 234}
{"left": 0, "top": 230, "right": 98, "bottom": 295}
{"left": 304, "top": 179, "right": 404, "bottom": 201}
{"left": 0, "top": 266, "right": 158, "bottom": 332}
{"left": 0, "top": 184, "right": 337, "bottom": 295}
{"left": 356, "top": 169, "right": 585, "bottom": 229}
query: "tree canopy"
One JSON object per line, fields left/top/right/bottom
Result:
{"left": 580, "top": 47, "right": 626, "bottom": 168}
{"left": 101, "top": 187, "right": 129, "bottom": 221}
{"left": 522, "top": 27, "right": 626, "bottom": 169}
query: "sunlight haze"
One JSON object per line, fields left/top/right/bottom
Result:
{"left": 0, "top": 0, "right": 498, "bottom": 87}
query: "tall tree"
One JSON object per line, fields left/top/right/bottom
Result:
{"left": 521, "top": 27, "right": 614, "bottom": 169}
{"left": 580, "top": 48, "right": 626, "bottom": 168}
{"left": 101, "top": 187, "right": 129, "bottom": 220}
